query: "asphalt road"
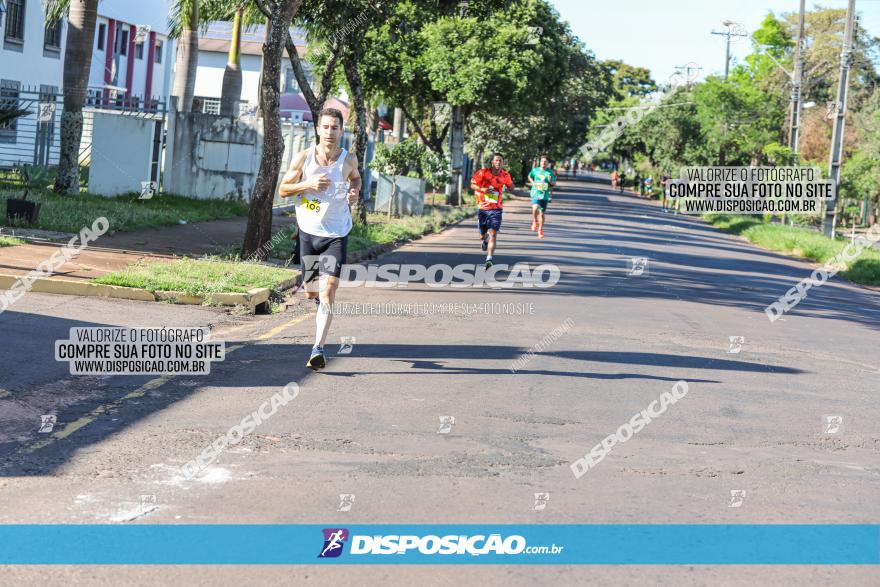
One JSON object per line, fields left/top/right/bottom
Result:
{"left": 1, "top": 178, "right": 878, "bottom": 585}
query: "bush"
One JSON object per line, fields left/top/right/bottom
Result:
{"left": 371, "top": 139, "right": 450, "bottom": 186}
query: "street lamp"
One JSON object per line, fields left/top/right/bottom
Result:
{"left": 711, "top": 20, "right": 748, "bottom": 79}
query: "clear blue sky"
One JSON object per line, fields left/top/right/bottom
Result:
{"left": 550, "top": 0, "right": 880, "bottom": 83}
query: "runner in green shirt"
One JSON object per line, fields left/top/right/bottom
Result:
{"left": 527, "top": 155, "right": 556, "bottom": 238}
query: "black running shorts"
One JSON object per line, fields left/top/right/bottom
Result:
{"left": 298, "top": 230, "right": 348, "bottom": 283}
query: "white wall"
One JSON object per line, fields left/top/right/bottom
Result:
{"left": 194, "top": 51, "right": 262, "bottom": 106}
{"left": 89, "top": 111, "right": 157, "bottom": 196}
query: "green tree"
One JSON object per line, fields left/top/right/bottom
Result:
{"left": 361, "top": 0, "right": 578, "bottom": 202}
{"left": 632, "top": 87, "right": 701, "bottom": 175}
{"left": 784, "top": 6, "right": 880, "bottom": 109}
{"left": 841, "top": 90, "right": 880, "bottom": 216}
{"left": 240, "top": 0, "right": 303, "bottom": 260}
{"left": 604, "top": 59, "right": 657, "bottom": 99}
{"left": 748, "top": 8, "right": 880, "bottom": 113}
{"left": 693, "top": 75, "right": 786, "bottom": 166}
{"left": 466, "top": 40, "right": 611, "bottom": 182}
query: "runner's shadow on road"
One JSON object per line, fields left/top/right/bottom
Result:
{"left": 313, "top": 344, "right": 799, "bottom": 380}
{"left": 321, "top": 362, "right": 720, "bottom": 383}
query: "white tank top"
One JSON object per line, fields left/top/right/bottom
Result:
{"left": 295, "top": 146, "right": 352, "bottom": 237}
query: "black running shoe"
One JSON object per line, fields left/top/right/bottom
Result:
{"left": 307, "top": 347, "right": 326, "bottom": 370}
{"left": 485, "top": 259, "right": 493, "bottom": 269}
{"left": 481, "top": 235, "right": 488, "bottom": 251}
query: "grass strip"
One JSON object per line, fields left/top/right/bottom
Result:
{"left": 704, "top": 213, "right": 880, "bottom": 285}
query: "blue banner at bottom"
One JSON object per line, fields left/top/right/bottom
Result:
{"left": 0, "top": 525, "right": 877, "bottom": 564}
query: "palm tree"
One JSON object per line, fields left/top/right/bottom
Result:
{"left": 192, "top": 0, "right": 262, "bottom": 116}
{"left": 219, "top": 4, "right": 244, "bottom": 116}
{"left": 168, "top": 0, "right": 200, "bottom": 113}
{"left": 50, "top": 0, "right": 99, "bottom": 195}
{"left": 0, "top": 106, "right": 30, "bottom": 126}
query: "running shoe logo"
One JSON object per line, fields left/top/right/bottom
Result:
{"left": 319, "top": 528, "right": 349, "bottom": 558}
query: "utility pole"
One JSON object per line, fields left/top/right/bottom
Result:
{"left": 674, "top": 63, "right": 703, "bottom": 87}
{"left": 711, "top": 21, "right": 748, "bottom": 79}
{"left": 823, "top": 0, "right": 856, "bottom": 238}
{"left": 788, "top": 0, "right": 806, "bottom": 156}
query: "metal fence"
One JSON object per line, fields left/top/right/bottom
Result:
{"left": 0, "top": 85, "right": 165, "bottom": 190}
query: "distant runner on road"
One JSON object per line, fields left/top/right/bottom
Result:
{"left": 527, "top": 155, "right": 556, "bottom": 239}
{"left": 470, "top": 153, "right": 513, "bottom": 268}
{"left": 278, "top": 107, "right": 361, "bottom": 370}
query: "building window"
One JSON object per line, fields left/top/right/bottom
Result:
{"left": 154, "top": 40, "right": 163, "bottom": 63}
{"left": 0, "top": 80, "right": 21, "bottom": 143}
{"left": 283, "top": 67, "right": 292, "bottom": 93}
{"left": 135, "top": 40, "right": 144, "bottom": 59}
{"left": 4, "top": 0, "right": 25, "bottom": 43}
{"left": 197, "top": 97, "right": 221, "bottom": 115}
{"left": 44, "top": 18, "right": 63, "bottom": 50}
{"left": 118, "top": 28, "right": 128, "bottom": 56}
{"left": 97, "top": 22, "right": 106, "bottom": 50}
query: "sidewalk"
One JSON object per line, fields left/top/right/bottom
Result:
{"left": 0, "top": 215, "right": 299, "bottom": 280}
{"left": 0, "top": 186, "right": 534, "bottom": 282}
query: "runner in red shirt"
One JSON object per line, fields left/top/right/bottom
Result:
{"left": 470, "top": 153, "right": 514, "bottom": 268}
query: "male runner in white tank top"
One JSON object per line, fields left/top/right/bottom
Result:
{"left": 279, "top": 108, "right": 361, "bottom": 370}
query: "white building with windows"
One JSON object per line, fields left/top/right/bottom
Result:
{"left": 0, "top": 0, "right": 174, "bottom": 167}
{"left": 194, "top": 22, "right": 317, "bottom": 118}
{"left": 0, "top": 0, "right": 174, "bottom": 101}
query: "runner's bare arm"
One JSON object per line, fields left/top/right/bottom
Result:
{"left": 469, "top": 171, "right": 482, "bottom": 191}
{"left": 279, "top": 150, "right": 317, "bottom": 198}
{"left": 346, "top": 153, "right": 361, "bottom": 205}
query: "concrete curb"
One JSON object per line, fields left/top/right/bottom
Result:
{"left": 0, "top": 273, "right": 272, "bottom": 314}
